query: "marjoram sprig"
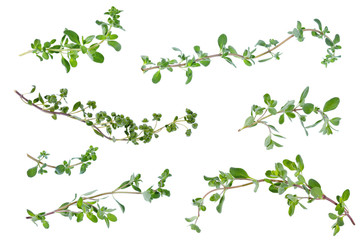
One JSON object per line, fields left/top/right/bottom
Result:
{"left": 19, "top": 6, "right": 124, "bottom": 73}
{"left": 141, "top": 19, "right": 341, "bottom": 84}
{"left": 239, "top": 87, "right": 341, "bottom": 150}
{"left": 15, "top": 86, "right": 198, "bottom": 144}
{"left": 186, "top": 155, "right": 354, "bottom": 236}
{"left": 27, "top": 146, "right": 98, "bottom": 177}
{"left": 26, "top": 169, "right": 171, "bottom": 229}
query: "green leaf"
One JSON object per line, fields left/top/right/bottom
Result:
{"left": 61, "top": 57, "right": 71, "bottom": 73}
{"left": 314, "top": 19, "right": 322, "bottom": 30}
{"left": 82, "top": 189, "right": 97, "bottom": 196}
{"left": 113, "top": 197, "right": 125, "bottom": 213}
{"left": 311, "top": 187, "right": 323, "bottom": 198}
{"left": 325, "top": 38, "right": 334, "bottom": 47}
{"left": 329, "top": 213, "right": 338, "bottom": 220}
{"left": 27, "top": 166, "right": 38, "bottom": 178}
{"left": 223, "top": 57, "right": 236, "bottom": 68}
{"left": 252, "top": 179, "right": 259, "bottom": 192}
{"left": 308, "top": 179, "right": 321, "bottom": 188}
{"left": 279, "top": 114, "right": 285, "bottom": 124}
{"left": 216, "top": 194, "right": 225, "bottom": 213}
{"left": 30, "top": 85, "right": 36, "bottom": 93}
{"left": 243, "top": 59, "right": 252, "bottom": 66}
{"left": 190, "top": 224, "right": 201, "bottom": 233}
{"left": 185, "top": 216, "right": 197, "bottom": 222}
{"left": 288, "top": 204, "right": 295, "bottom": 216}
{"left": 193, "top": 45, "right": 200, "bottom": 53}
{"left": 69, "top": 58, "right": 77, "bottom": 68}
{"left": 283, "top": 160, "right": 297, "bottom": 171}
{"left": 209, "top": 193, "right": 221, "bottom": 202}
{"left": 342, "top": 189, "right": 350, "bottom": 201}
{"left": 107, "top": 41, "right": 121, "bottom": 51}
{"left": 186, "top": 68, "right": 193, "bottom": 84}
{"left": 229, "top": 167, "right": 250, "bottom": 179}
{"left": 107, "top": 213, "right": 117, "bottom": 222}
{"left": 200, "top": 58, "right": 210, "bottom": 67}
{"left": 255, "top": 40, "right": 266, "bottom": 47}
{"left": 299, "top": 87, "right": 309, "bottom": 105}
{"left": 84, "top": 35, "right": 95, "bottom": 44}
{"left": 89, "top": 52, "right": 104, "bottom": 63}
{"left": 96, "top": 35, "right": 106, "bottom": 40}
{"left": 142, "top": 191, "right": 152, "bottom": 203}
{"left": 77, "top": 212, "right": 84, "bottom": 222}
{"left": 81, "top": 46, "right": 88, "bottom": 54}
{"left": 323, "top": 97, "right": 340, "bottom": 112}
{"left": 333, "top": 34, "right": 340, "bottom": 44}
{"left": 218, "top": 34, "right": 227, "bottom": 49}
{"left": 55, "top": 165, "right": 65, "bottom": 175}
{"left": 72, "top": 101, "right": 81, "bottom": 112}
{"left": 42, "top": 220, "right": 49, "bottom": 229}
{"left": 93, "top": 129, "right": 104, "bottom": 138}
{"left": 228, "top": 45, "right": 237, "bottom": 54}
{"left": 295, "top": 155, "right": 304, "bottom": 172}
{"left": 244, "top": 116, "right": 255, "bottom": 127}
{"left": 77, "top": 197, "right": 83, "bottom": 209}
{"left": 330, "top": 117, "right": 341, "bottom": 126}
{"left": 87, "top": 213, "right": 98, "bottom": 223}
{"left": 64, "top": 29, "right": 80, "bottom": 44}
{"left": 333, "top": 224, "right": 340, "bottom": 236}
{"left": 27, "top": 209, "right": 35, "bottom": 216}
{"left": 152, "top": 70, "right": 161, "bottom": 84}
{"left": 303, "top": 103, "right": 314, "bottom": 114}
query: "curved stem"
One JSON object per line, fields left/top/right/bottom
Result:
{"left": 15, "top": 90, "right": 116, "bottom": 141}
{"left": 27, "top": 154, "right": 85, "bottom": 169}
{"left": 15, "top": 90, "right": 190, "bottom": 143}
{"left": 25, "top": 190, "right": 141, "bottom": 219}
{"left": 238, "top": 108, "right": 303, "bottom": 132}
{"left": 142, "top": 29, "right": 329, "bottom": 72}
{"left": 19, "top": 26, "right": 113, "bottom": 57}
{"left": 194, "top": 178, "right": 355, "bottom": 226}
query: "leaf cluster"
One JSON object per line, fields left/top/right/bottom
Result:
{"left": 17, "top": 86, "right": 198, "bottom": 144}
{"left": 25, "top": 6, "right": 124, "bottom": 72}
{"left": 240, "top": 87, "right": 341, "bottom": 149}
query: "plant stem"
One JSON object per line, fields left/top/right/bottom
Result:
{"left": 25, "top": 190, "right": 141, "bottom": 219}
{"left": 19, "top": 26, "right": 112, "bottom": 56}
{"left": 27, "top": 154, "right": 84, "bottom": 169}
{"left": 238, "top": 108, "right": 303, "bottom": 132}
{"left": 194, "top": 178, "right": 355, "bottom": 226}
{"left": 15, "top": 90, "right": 190, "bottom": 143}
{"left": 142, "top": 29, "right": 329, "bottom": 72}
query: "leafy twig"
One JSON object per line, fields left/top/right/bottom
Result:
{"left": 19, "top": 6, "right": 124, "bottom": 73}
{"left": 141, "top": 19, "right": 341, "bottom": 84}
{"left": 186, "top": 155, "right": 354, "bottom": 236}
{"left": 26, "top": 169, "right": 171, "bottom": 229}
{"left": 15, "top": 86, "right": 198, "bottom": 144}
{"left": 26, "top": 146, "right": 98, "bottom": 177}
{"left": 239, "top": 87, "right": 341, "bottom": 149}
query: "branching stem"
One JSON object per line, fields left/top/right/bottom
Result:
{"left": 142, "top": 29, "right": 329, "bottom": 72}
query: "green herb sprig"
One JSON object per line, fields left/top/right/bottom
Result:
{"left": 26, "top": 169, "right": 171, "bottom": 229}
{"left": 239, "top": 87, "right": 341, "bottom": 149}
{"left": 186, "top": 155, "right": 354, "bottom": 236}
{"left": 26, "top": 146, "right": 98, "bottom": 177}
{"left": 15, "top": 86, "right": 198, "bottom": 144}
{"left": 19, "top": 6, "right": 124, "bottom": 73}
{"left": 141, "top": 19, "right": 341, "bottom": 84}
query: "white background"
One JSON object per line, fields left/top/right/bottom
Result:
{"left": 0, "top": 0, "right": 363, "bottom": 239}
